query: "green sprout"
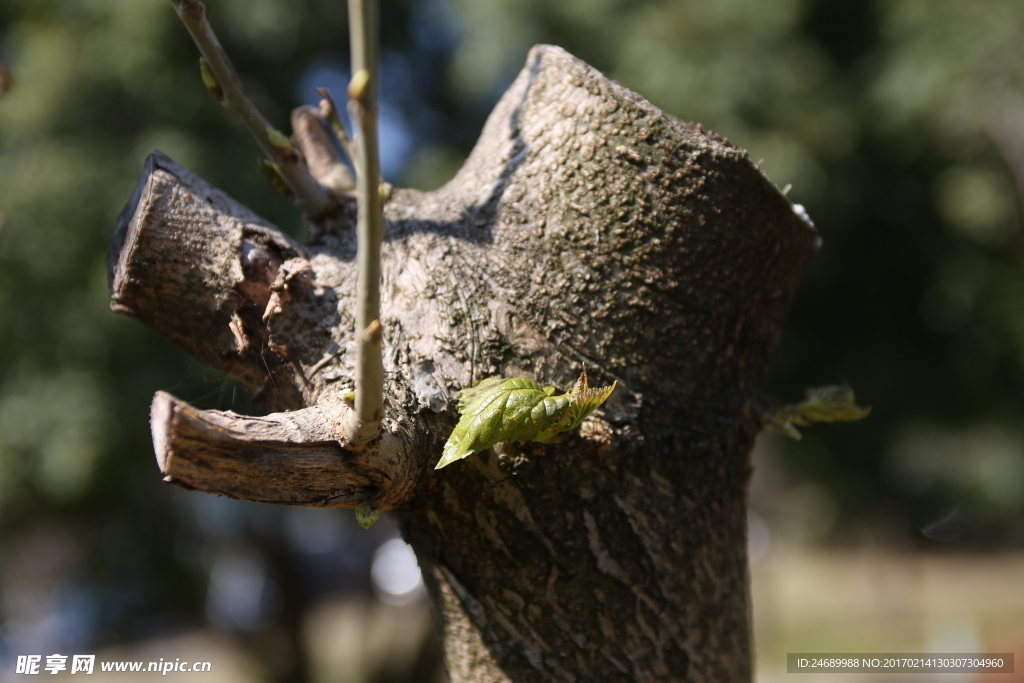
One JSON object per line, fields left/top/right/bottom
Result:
{"left": 437, "top": 368, "right": 616, "bottom": 469}
{"left": 763, "top": 385, "right": 871, "bottom": 441}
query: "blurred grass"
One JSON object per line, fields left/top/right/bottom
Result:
{"left": 752, "top": 550, "right": 1024, "bottom": 682}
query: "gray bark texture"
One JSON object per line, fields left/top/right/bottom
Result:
{"left": 109, "top": 45, "right": 818, "bottom": 681}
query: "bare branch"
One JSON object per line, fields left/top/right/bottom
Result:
{"left": 151, "top": 392, "right": 412, "bottom": 507}
{"left": 108, "top": 152, "right": 328, "bottom": 412}
{"left": 290, "top": 105, "right": 355, "bottom": 193}
{"left": 315, "top": 88, "right": 356, "bottom": 165}
{"left": 170, "top": 0, "right": 333, "bottom": 218}
{"left": 341, "top": 0, "right": 386, "bottom": 449}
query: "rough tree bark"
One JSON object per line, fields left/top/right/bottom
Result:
{"left": 109, "top": 46, "right": 818, "bottom": 681}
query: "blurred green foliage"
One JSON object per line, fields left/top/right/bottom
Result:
{"left": 1, "top": 0, "right": 1023, "bottom": 669}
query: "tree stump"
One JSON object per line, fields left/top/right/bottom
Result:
{"left": 109, "top": 45, "right": 818, "bottom": 682}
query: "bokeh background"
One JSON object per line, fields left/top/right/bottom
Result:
{"left": 1, "top": 0, "right": 1022, "bottom": 681}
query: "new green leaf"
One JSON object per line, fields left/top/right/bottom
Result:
{"left": 763, "top": 385, "right": 871, "bottom": 441}
{"left": 436, "top": 369, "right": 616, "bottom": 469}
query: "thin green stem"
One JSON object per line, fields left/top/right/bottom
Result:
{"left": 345, "top": 0, "right": 385, "bottom": 447}
{"left": 171, "top": 0, "right": 332, "bottom": 218}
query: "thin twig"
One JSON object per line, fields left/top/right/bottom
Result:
{"left": 291, "top": 105, "right": 355, "bottom": 193}
{"left": 315, "top": 88, "right": 357, "bottom": 165}
{"left": 171, "top": 0, "right": 333, "bottom": 218}
{"left": 343, "top": 0, "right": 385, "bottom": 448}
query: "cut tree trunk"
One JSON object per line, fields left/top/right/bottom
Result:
{"left": 109, "top": 45, "right": 818, "bottom": 682}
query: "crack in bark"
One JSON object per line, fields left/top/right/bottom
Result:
{"left": 583, "top": 510, "right": 632, "bottom": 585}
